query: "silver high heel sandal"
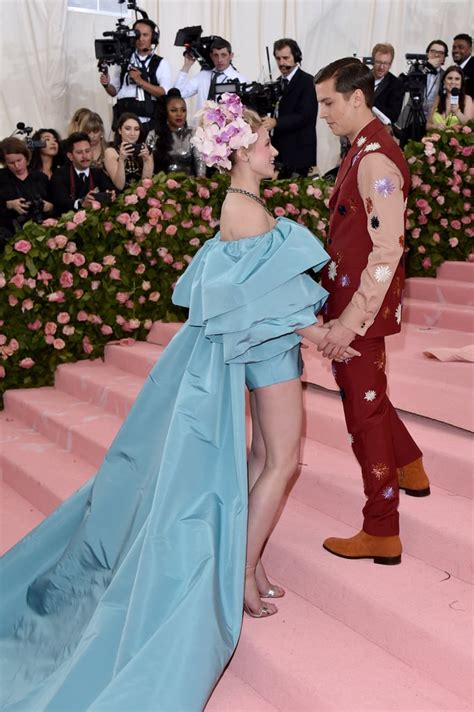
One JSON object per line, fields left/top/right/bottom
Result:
{"left": 244, "top": 564, "right": 278, "bottom": 618}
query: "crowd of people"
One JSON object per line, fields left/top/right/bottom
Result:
{"left": 0, "top": 22, "right": 472, "bottom": 247}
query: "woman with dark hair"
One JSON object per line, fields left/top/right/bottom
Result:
{"left": 427, "top": 65, "right": 473, "bottom": 129}
{"left": 103, "top": 112, "right": 153, "bottom": 190}
{"left": 29, "top": 128, "right": 63, "bottom": 178}
{"left": 152, "top": 88, "right": 206, "bottom": 176}
{"left": 77, "top": 111, "right": 107, "bottom": 168}
{"left": 0, "top": 137, "right": 53, "bottom": 243}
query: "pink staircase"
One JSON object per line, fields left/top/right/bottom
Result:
{"left": 1, "top": 262, "right": 473, "bottom": 710}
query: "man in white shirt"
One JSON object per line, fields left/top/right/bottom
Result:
{"left": 100, "top": 19, "right": 172, "bottom": 133}
{"left": 174, "top": 38, "right": 247, "bottom": 120}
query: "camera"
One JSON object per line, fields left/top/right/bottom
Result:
{"left": 95, "top": 18, "right": 138, "bottom": 71}
{"left": 362, "top": 56, "right": 374, "bottom": 66}
{"left": 214, "top": 80, "right": 283, "bottom": 117}
{"left": 174, "top": 26, "right": 222, "bottom": 71}
{"left": 15, "top": 196, "right": 44, "bottom": 228}
{"left": 126, "top": 142, "right": 145, "bottom": 157}
{"left": 399, "top": 53, "right": 437, "bottom": 101}
{"left": 94, "top": 191, "right": 113, "bottom": 206}
{"left": 14, "top": 123, "right": 46, "bottom": 150}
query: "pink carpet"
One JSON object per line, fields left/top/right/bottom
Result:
{"left": 1, "top": 262, "right": 472, "bottom": 710}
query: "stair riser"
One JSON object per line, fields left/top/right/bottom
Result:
{"left": 0, "top": 456, "right": 62, "bottom": 516}
{"left": 405, "top": 280, "right": 474, "bottom": 305}
{"left": 437, "top": 262, "right": 474, "bottom": 281}
{"left": 264, "top": 535, "right": 471, "bottom": 702}
{"left": 104, "top": 344, "right": 158, "bottom": 377}
{"left": 55, "top": 367, "right": 140, "bottom": 420}
{"left": 403, "top": 301, "right": 473, "bottom": 332}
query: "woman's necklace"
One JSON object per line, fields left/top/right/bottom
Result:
{"left": 226, "top": 187, "right": 273, "bottom": 217}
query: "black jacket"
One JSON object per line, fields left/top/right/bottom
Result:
{"left": 373, "top": 72, "right": 405, "bottom": 124}
{"left": 0, "top": 168, "right": 50, "bottom": 237}
{"left": 272, "top": 68, "right": 318, "bottom": 169}
{"left": 50, "top": 165, "right": 114, "bottom": 216}
{"left": 459, "top": 56, "right": 474, "bottom": 98}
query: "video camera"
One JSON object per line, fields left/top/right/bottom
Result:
{"left": 95, "top": 18, "right": 139, "bottom": 72}
{"left": 214, "top": 80, "right": 283, "bottom": 117}
{"left": 14, "top": 123, "right": 46, "bottom": 150}
{"left": 399, "top": 53, "right": 437, "bottom": 102}
{"left": 174, "top": 26, "right": 221, "bottom": 71}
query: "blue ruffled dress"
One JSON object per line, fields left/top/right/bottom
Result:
{"left": 0, "top": 218, "right": 329, "bottom": 711}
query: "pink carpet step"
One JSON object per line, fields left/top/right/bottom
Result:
{"left": 228, "top": 588, "right": 470, "bottom": 711}
{"left": 206, "top": 671, "right": 278, "bottom": 712}
{"left": 264, "top": 500, "right": 472, "bottom": 703}
{"left": 0, "top": 415, "right": 94, "bottom": 517}
{"left": 302, "top": 387, "right": 473, "bottom": 499}
{"left": 405, "top": 276, "right": 474, "bottom": 305}
{"left": 437, "top": 261, "right": 474, "bottom": 282}
{"left": 294, "top": 436, "right": 473, "bottom": 583}
{"left": 403, "top": 297, "right": 473, "bottom": 332}
{"left": 0, "top": 482, "right": 44, "bottom": 556}
{"left": 104, "top": 341, "right": 164, "bottom": 378}
{"left": 3, "top": 388, "right": 123, "bottom": 470}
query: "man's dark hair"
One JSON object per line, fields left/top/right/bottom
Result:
{"left": 66, "top": 132, "right": 91, "bottom": 153}
{"left": 210, "top": 38, "right": 232, "bottom": 53}
{"left": 314, "top": 58, "right": 375, "bottom": 107}
{"left": 453, "top": 33, "right": 472, "bottom": 47}
{"left": 426, "top": 39, "right": 448, "bottom": 55}
{"left": 0, "top": 137, "right": 31, "bottom": 163}
{"left": 273, "top": 38, "right": 302, "bottom": 63}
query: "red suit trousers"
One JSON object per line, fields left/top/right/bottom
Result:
{"left": 332, "top": 337, "right": 422, "bottom": 536}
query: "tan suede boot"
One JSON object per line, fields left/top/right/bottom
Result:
{"left": 398, "top": 457, "right": 431, "bottom": 497}
{"left": 323, "top": 530, "right": 402, "bottom": 565}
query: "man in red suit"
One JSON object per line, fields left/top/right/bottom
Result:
{"left": 315, "top": 58, "right": 430, "bottom": 565}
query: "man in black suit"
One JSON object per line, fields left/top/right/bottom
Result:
{"left": 371, "top": 43, "right": 405, "bottom": 126}
{"left": 50, "top": 132, "right": 115, "bottom": 216}
{"left": 261, "top": 38, "right": 317, "bottom": 179}
{"left": 453, "top": 33, "right": 473, "bottom": 97}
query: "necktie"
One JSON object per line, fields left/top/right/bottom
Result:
{"left": 77, "top": 172, "right": 87, "bottom": 197}
{"left": 208, "top": 71, "right": 223, "bottom": 100}
{"left": 282, "top": 77, "right": 289, "bottom": 92}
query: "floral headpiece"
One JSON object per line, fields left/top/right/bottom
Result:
{"left": 191, "top": 92, "right": 258, "bottom": 171}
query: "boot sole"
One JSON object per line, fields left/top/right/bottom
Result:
{"left": 323, "top": 544, "right": 402, "bottom": 565}
{"left": 399, "top": 486, "right": 431, "bottom": 497}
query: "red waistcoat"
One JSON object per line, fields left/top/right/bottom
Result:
{"left": 321, "top": 118, "right": 410, "bottom": 338}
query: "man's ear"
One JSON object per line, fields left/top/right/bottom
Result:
{"left": 66, "top": 152, "right": 73, "bottom": 163}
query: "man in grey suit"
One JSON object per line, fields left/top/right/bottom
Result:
{"left": 423, "top": 39, "right": 448, "bottom": 120}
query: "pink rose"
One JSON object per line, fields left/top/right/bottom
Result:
{"left": 136, "top": 186, "right": 147, "bottom": 199}
{"left": 181, "top": 220, "right": 193, "bottom": 229}
{"left": 197, "top": 186, "right": 210, "bottom": 199}
{"left": 142, "top": 280, "right": 151, "bottom": 290}
{"left": 103, "top": 255, "right": 116, "bottom": 266}
{"left": 65, "top": 221, "right": 77, "bottom": 231}
{"left": 142, "top": 178, "right": 153, "bottom": 189}
{"left": 449, "top": 237, "right": 459, "bottom": 247}
{"left": 135, "top": 263, "right": 146, "bottom": 274}
{"left": 263, "top": 188, "right": 273, "bottom": 199}
{"left": 418, "top": 245, "right": 426, "bottom": 254}
{"left": 65, "top": 242, "right": 77, "bottom": 254}
{"left": 438, "top": 151, "right": 448, "bottom": 163}
{"left": 21, "top": 298, "right": 34, "bottom": 312}
{"left": 162, "top": 210, "right": 173, "bottom": 220}
{"left": 38, "top": 270, "right": 52, "bottom": 283}
{"left": 436, "top": 195, "right": 445, "bottom": 205}
{"left": 62, "top": 325, "right": 75, "bottom": 336}
{"left": 53, "top": 338, "right": 66, "bottom": 350}
{"left": 55, "top": 235, "right": 68, "bottom": 248}
{"left": 440, "top": 218, "right": 448, "bottom": 228}
{"left": 59, "top": 271, "right": 74, "bottom": 288}
{"left": 415, "top": 198, "right": 429, "bottom": 211}
{"left": 422, "top": 257, "right": 432, "bottom": 270}
{"left": 9, "top": 273, "right": 25, "bottom": 289}
{"left": 190, "top": 205, "right": 201, "bottom": 216}
{"left": 462, "top": 146, "right": 473, "bottom": 157}
{"left": 453, "top": 158, "right": 466, "bottom": 172}
{"left": 148, "top": 291, "right": 161, "bottom": 302}
{"left": 9, "top": 339, "right": 19, "bottom": 351}
{"left": 420, "top": 183, "right": 431, "bottom": 194}
{"left": 78, "top": 268, "right": 88, "bottom": 279}
{"left": 74, "top": 289, "right": 84, "bottom": 299}
{"left": 116, "top": 292, "right": 130, "bottom": 304}
{"left": 157, "top": 247, "right": 168, "bottom": 257}
{"left": 28, "top": 319, "right": 42, "bottom": 331}
{"left": 411, "top": 228, "right": 421, "bottom": 239}
{"left": 0, "top": 274, "right": 5, "bottom": 289}
{"left": 144, "top": 319, "right": 153, "bottom": 330}
{"left": 165, "top": 224, "right": 178, "bottom": 236}
{"left": 117, "top": 212, "right": 131, "bottom": 225}
{"left": 42, "top": 217, "right": 58, "bottom": 227}
{"left": 0, "top": 334, "right": 7, "bottom": 346}
{"left": 88, "top": 262, "right": 103, "bottom": 274}
{"left": 166, "top": 178, "right": 179, "bottom": 189}
{"left": 274, "top": 207, "right": 285, "bottom": 217}
{"left": 101, "top": 324, "right": 113, "bottom": 336}
{"left": 198, "top": 225, "right": 208, "bottom": 233}
{"left": 147, "top": 198, "right": 161, "bottom": 208}
{"left": 14, "top": 239, "right": 32, "bottom": 253}
{"left": 418, "top": 214, "right": 428, "bottom": 225}
{"left": 449, "top": 137, "right": 460, "bottom": 148}
{"left": 407, "top": 156, "right": 417, "bottom": 165}
{"left": 143, "top": 222, "right": 153, "bottom": 235}
{"left": 411, "top": 175, "right": 422, "bottom": 188}
{"left": 125, "top": 241, "right": 141, "bottom": 256}
{"left": 432, "top": 232, "right": 441, "bottom": 243}
{"left": 285, "top": 203, "right": 299, "bottom": 215}
{"left": 82, "top": 336, "right": 93, "bottom": 354}
{"left": 19, "top": 357, "right": 35, "bottom": 369}
{"left": 184, "top": 254, "right": 192, "bottom": 264}
{"left": 450, "top": 220, "right": 461, "bottom": 230}
{"left": 201, "top": 206, "right": 212, "bottom": 221}
{"left": 73, "top": 210, "right": 87, "bottom": 225}
{"left": 57, "top": 312, "right": 70, "bottom": 324}
{"left": 163, "top": 253, "right": 174, "bottom": 264}
{"left": 62, "top": 252, "right": 74, "bottom": 265}
{"left": 110, "top": 268, "right": 121, "bottom": 280}
{"left": 138, "top": 295, "right": 146, "bottom": 304}
{"left": 189, "top": 237, "right": 200, "bottom": 247}
{"left": 0, "top": 365, "right": 5, "bottom": 378}
{"left": 173, "top": 261, "right": 184, "bottom": 271}
{"left": 288, "top": 183, "right": 299, "bottom": 194}
{"left": 88, "top": 314, "right": 102, "bottom": 325}
{"left": 128, "top": 318, "right": 140, "bottom": 330}
{"left": 73, "top": 253, "right": 86, "bottom": 267}
{"left": 77, "top": 310, "right": 88, "bottom": 322}
{"left": 124, "top": 194, "right": 139, "bottom": 205}
{"left": 45, "top": 322, "right": 57, "bottom": 336}
{"left": 47, "top": 291, "right": 65, "bottom": 303}
{"left": 103, "top": 221, "right": 114, "bottom": 232}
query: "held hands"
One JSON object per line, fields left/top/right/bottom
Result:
{"left": 317, "top": 319, "right": 361, "bottom": 361}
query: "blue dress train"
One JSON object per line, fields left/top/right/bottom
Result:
{"left": 0, "top": 218, "right": 329, "bottom": 711}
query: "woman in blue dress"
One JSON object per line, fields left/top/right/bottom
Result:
{"left": 0, "top": 94, "right": 359, "bottom": 711}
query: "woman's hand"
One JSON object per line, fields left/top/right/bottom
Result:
{"left": 139, "top": 144, "right": 153, "bottom": 162}
{"left": 119, "top": 142, "right": 134, "bottom": 160}
{"left": 6, "top": 197, "right": 29, "bottom": 214}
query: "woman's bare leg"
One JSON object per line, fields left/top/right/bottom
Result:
{"left": 245, "top": 378, "right": 303, "bottom": 615}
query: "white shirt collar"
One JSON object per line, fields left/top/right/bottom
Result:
{"left": 459, "top": 56, "right": 471, "bottom": 70}
{"left": 75, "top": 167, "right": 90, "bottom": 177}
{"left": 283, "top": 65, "right": 299, "bottom": 83}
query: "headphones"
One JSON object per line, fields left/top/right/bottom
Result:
{"left": 274, "top": 38, "right": 303, "bottom": 65}
{"left": 133, "top": 19, "right": 160, "bottom": 46}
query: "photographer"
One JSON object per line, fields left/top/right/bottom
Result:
{"left": 100, "top": 19, "right": 172, "bottom": 133}
{"left": 261, "top": 38, "right": 317, "bottom": 178}
{"left": 0, "top": 137, "right": 53, "bottom": 245}
{"left": 50, "top": 132, "right": 115, "bottom": 216}
{"left": 104, "top": 112, "right": 153, "bottom": 190}
{"left": 371, "top": 43, "right": 405, "bottom": 125}
{"left": 174, "top": 37, "right": 247, "bottom": 116}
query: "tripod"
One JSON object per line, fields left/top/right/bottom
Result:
{"left": 398, "top": 94, "right": 426, "bottom": 149}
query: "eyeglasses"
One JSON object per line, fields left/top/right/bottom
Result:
{"left": 374, "top": 61, "right": 391, "bottom": 67}
{"left": 428, "top": 49, "right": 446, "bottom": 57}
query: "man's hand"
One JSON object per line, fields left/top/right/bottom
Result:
{"left": 82, "top": 191, "right": 97, "bottom": 209}
{"left": 261, "top": 117, "right": 277, "bottom": 131}
{"left": 128, "top": 67, "right": 144, "bottom": 86}
{"left": 99, "top": 71, "right": 109, "bottom": 86}
{"left": 318, "top": 319, "right": 357, "bottom": 360}
{"left": 182, "top": 53, "right": 195, "bottom": 72}
{"left": 6, "top": 198, "right": 29, "bottom": 214}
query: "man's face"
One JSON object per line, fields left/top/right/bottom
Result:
{"left": 373, "top": 52, "right": 392, "bottom": 80}
{"left": 68, "top": 141, "right": 92, "bottom": 171}
{"left": 134, "top": 23, "right": 153, "bottom": 53}
{"left": 210, "top": 48, "right": 233, "bottom": 72}
{"left": 427, "top": 43, "right": 447, "bottom": 69}
{"left": 316, "top": 78, "right": 359, "bottom": 138}
{"left": 274, "top": 46, "right": 297, "bottom": 77}
{"left": 452, "top": 38, "right": 471, "bottom": 64}
{"left": 5, "top": 153, "right": 28, "bottom": 178}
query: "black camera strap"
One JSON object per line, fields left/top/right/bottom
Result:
{"left": 119, "top": 54, "right": 163, "bottom": 118}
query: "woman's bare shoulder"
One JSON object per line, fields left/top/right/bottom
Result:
{"left": 219, "top": 195, "right": 275, "bottom": 241}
